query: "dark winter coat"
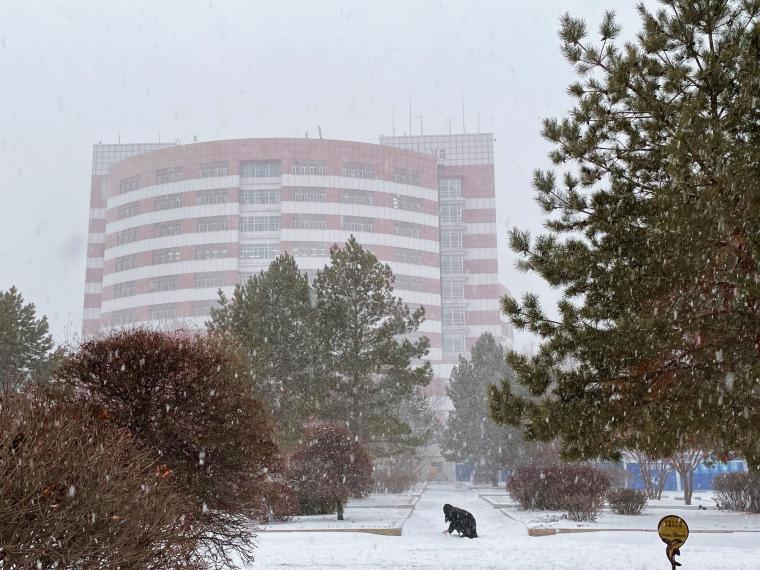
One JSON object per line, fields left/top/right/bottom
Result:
{"left": 443, "top": 503, "right": 477, "bottom": 538}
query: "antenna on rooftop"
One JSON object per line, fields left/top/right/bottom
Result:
{"left": 318, "top": 126, "right": 323, "bottom": 139}
{"left": 461, "top": 87, "right": 466, "bottom": 134}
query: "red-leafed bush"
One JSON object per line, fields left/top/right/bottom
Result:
{"left": 506, "top": 464, "right": 610, "bottom": 521}
{"left": 55, "top": 329, "right": 279, "bottom": 568}
{"left": 607, "top": 488, "right": 647, "bottom": 515}
{"left": 289, "top": 423, "right": 373, "bottom": 520}
{"left": 0, "top": 385, "right": 199, "bottom": 569}
{"left": 713, "top": 472, "right": 760, "bottom": 513}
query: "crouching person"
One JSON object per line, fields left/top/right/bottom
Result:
{"left": 442, "top": 503, "right": 478, "bottom": 538}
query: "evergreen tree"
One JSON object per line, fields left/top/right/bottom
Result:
{"left": 0, "top": 286, "right": 55, "bottom": 382}
{"left": 313, "top": 236, "right": 433, "bottom": 454}
{"left": 442, "top": 333, "right": 540, "bottom": 485}
{"left": 208, "top": 254, "right": 323, "bottom": 445}
{"left": 489, "top": 2, "right": 760, "bottom": 474}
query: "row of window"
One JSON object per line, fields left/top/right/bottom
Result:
{"left": 440, "top": 203, "right": 462, "bottom": 223}
{"left": 239, "top": 243, "right": 280, "bottom": 259}
{"left": 443, "top": 334, "right": 466, "bottom": 354}
{"left": 109, "top": 303, "right": 215, "bottom": 326}
{"left": 119, "top": 161, "right": 433, "bottom": 193}
{"left": 114, "top": 244, "right": 230, "bottom": 271}
{"left": 438, "top": 177, "right": 462, "bottom": 199}
{"left": 441, "top": 255, "right": 464, "bottom": 274}
{"left": 240, "top": 216, "right": 280, "bottom": 232}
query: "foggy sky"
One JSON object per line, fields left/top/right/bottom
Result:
{"left": 0, "top": 0, "right": 657, "bottom": 350}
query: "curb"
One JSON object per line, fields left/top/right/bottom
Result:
{"left": 261, "top": 527, "right": 402, "bottom": 536}
{"left": 528, "top": 527, "right": 760, "bottom": 537}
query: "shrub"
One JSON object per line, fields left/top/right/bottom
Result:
{"left": 372, "top": 454, "right": 423, "bottom": 493}
{"left": 289, "top": 423, "right": 373, "bottom": 520}
{"left": 506, "top": 464, "right": 610, "bottom": 520}
{"left": 55, "top": 329, "right": 279, "bottom": 568}
{"left": 607, "top": 488, "right": 647, "bottom": 515}
{"left": 0, "top": 386, "right": 198, "bottom": 568}
{"left": 714, "top": 472, "right": 760, "bottom": 513}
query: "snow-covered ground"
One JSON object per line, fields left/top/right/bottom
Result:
{"left": 249, "top": 484, "right": 760, "bottom": 569}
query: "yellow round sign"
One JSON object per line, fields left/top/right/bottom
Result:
{"left": 658, "top": 515, "right": 689, "bottom": 568}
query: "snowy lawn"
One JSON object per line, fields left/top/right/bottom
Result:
{"left": 247, "top": 484, "right": 760, "bottom": 569}
{"left": 505, "top": 505, "right": 760, "bottom": 533}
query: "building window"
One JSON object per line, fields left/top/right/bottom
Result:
{"left": 342, "top": 191, "right": 374, "bottom": 206}
{"left": 289, "top": 242, "right": 328, "bottom": 257}
{"left": 152, "top": 249, "right": 182, "bottom": 264}
{"left": 240, "top": 216, "right": 280, "bottom": 232}
{"left": 197, "top": 218, "right": 228, "bottom": 232}
{"left": 113, "top": 282, "right": 136, "bottom": 299}
{"left": 293, "top": 188, "right": 326, "bottom": 202}
{"left": 342, "top": 162, "right": 375, "bottom": 179}
{"left": 443, "top": 307, "right": 465, "bottom": 327}
{"left": 442, "top": 280, "right": 464, "bottom": 299}
{"left": 393, "top": 169, "right": 420, "bottom": 185}
{"left": 443, "top": 334, "right": 466, "bottom": 354}
{"left": 191, "top": 303, "right": 214, "bottom": 317}
{"left": 117, "top": 229, "right": 138, "bottom": 245}
{"left": 394, "top": 276, "right": 422, "bottom": 292}
{"left": 240, "top": 160, "right": 281, "bottom": 178}
{"left": 197, "top": 189, "right": 228, "bottom": 205}
{"left": 439, "top": 177, "right": 462, "bottom": 199}
{"left": 441, "top": 229, "right": 463, "bottom": 249}
{"left": 119, "top": 176, "right": 140, "bottom": 194}
{"left": 115, "top": 255, "right": 138, "bottom": 272}
{"left": 239, "top": 243, "right": 280, "bottom": 259}
{"left": 394, "top": 252, "right": 421, "bottom": 265}
{"left": 110, "top": 310, "right": 136, "bottom": 326}
{"left": 343, "top": 217, "right": 374, "bottom": 233}
{"left": 150, "top": 276, "right": 179, "bottom": 292}
{"left": 440, "top": 203, "right": 462, "bottom": 223}
{"left": 393, "top": 195, "right": 422, "bottom": 211}
{"left": 198, "top": 162, "right": 229, "bottom": 178}
{"left": 293, "top": 215, "right": 326, "bottom": 230}
{"left": 149, "top": 304, "right": 177, "bottom": 321}
{"left": 195, "top": 245, "right": 228, "bottom": 260}
{"left": 195, "top": 273, "right": 225, "bottom": 288}
{"left": 393, "top": 224, "right": 422, "bottom": 239}
{"left": 240, "top": 189, "right": 280, "bottom": 204}
{"left": 292, "top": 160, "right": 326, "bottom": 175}
{"left": 154, "top": 222, "right": 181, "bottom": 238}
{"left": 155, "top": 167, "right": 182, "bottom": 184}
{"left": 117, "top": 202, "right": 140, "bottom": 220}
{"left": 441, "top": 255, "right": 464, "bottom": 274}
{"left": 154, "top": 194, "right": 182, "bottom": 211}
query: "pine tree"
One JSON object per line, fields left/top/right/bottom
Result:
{"left": 442, "top": 333, "right": 542, "bottom": 485}
{"left": 313, "top": 236, "right": 433, "bottom": 454}
{"left": 488, "top": 2, "right": 760, "bottom": 477}
{"left": 0, "top": 286, "right": 55, "bottom": 383}
{"left": 208, "top": 254, "right": 322, "bottom": 445}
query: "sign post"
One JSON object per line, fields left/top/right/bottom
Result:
{"left": 657, "top": 515, "right": 689, "bottom": 569}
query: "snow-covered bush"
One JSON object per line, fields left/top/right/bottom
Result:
{"left": 607, "top": 488, "right": 647, "bottom": 515}
{"left": 714, "top": 473, "right": 760, "bottom": 513}
{"left": 289, "top": 423, "right": 373, "bottom": 520}
{"left": 55, "top": 328, "right": 279, "bottom": 568}
{"left": 0, "top": 385, "right": 198, "bottom": 568}
{"left": 506, "top": 464, "right": 610, "bottom": 520}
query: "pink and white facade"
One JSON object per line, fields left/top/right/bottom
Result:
{"left": 82, "top": 135, "right": 511, "bottom": 412}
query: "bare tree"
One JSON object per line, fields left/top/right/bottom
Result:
{"left": 629, "top": 450, "right": 671, "bottom": 500}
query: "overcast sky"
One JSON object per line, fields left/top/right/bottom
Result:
{"left": 0, "top": 0, "right": 657, "bottom": 350}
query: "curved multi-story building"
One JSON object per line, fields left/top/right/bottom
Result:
{"left": 82, "top": 135, "right": 511, "bottom": 412}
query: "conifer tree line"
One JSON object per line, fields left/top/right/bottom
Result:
{"left": 488, "top": 0, "right": 760, "bottom": 505}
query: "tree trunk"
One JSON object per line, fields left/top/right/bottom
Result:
{"left": 336, "top": 500, "right": 344, "bottom": 521}
{"left": 681, "top": 469, "right": 693, "bottom": 506}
